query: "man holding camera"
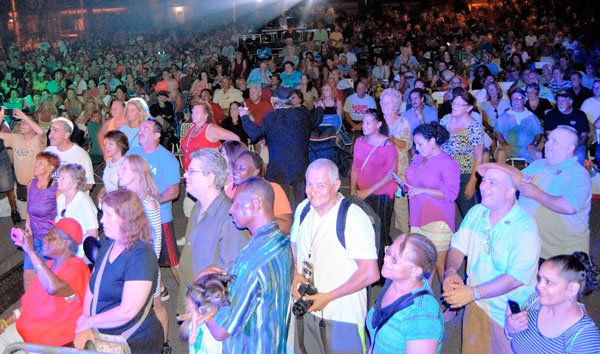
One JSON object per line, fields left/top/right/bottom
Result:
{"left": 290, "top": 159, "right": 379, "bottom": 353}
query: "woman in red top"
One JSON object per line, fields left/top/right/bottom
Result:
{"left": 181, "top": 101, "right": 240, "bottom": 171}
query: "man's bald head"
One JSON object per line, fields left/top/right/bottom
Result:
{"left": 553, "top": 125, "right": 579, "bottom": 149}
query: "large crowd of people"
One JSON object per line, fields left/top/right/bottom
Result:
{"left": 0, "top": 1, "right": 600, "bottom": 353}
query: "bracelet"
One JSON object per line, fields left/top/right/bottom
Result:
{"left": 34, "top": 263, "right": 43, "bottom": 272}
{"left": 13, "top": 309, "right": 20, "bottom": 320}
{"left": 0, "top": 319, "right": 7, "bottom": 330}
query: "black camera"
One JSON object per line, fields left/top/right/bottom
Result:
{"left": 292, "top": 283, "right": 319, "bottom": 317}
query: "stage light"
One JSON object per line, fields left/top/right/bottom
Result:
{"left": 174, "top": 7, "right": 183, "bottom": 13}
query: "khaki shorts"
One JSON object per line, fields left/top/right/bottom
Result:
{"left": 411, "top": 221, "right": 453, "bottom": 252}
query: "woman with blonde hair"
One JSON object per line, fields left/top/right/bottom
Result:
{"left": 74, "top": 190, "right": 163, "bottom": 353}
{"left": 55, "top": 163, "right": 98, "bottom": 259}
{"left": 120, "top": 97, "right": 149, "bottom": 149}
{"left": 380, "top": 88, "right": 412, "bottom": 236}
{"left": 118, "top": 154, "right": 170, "bottom": 350}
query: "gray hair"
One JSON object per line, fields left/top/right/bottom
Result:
{"left": 380, "top": 88, "right": 403, "bottom": 112}
{"left": 52, "top": 117, "right": 74, "bottom": 133}
{"left": 58, "top": 163, "right": 87, "bottom": 192}
{"left": 190, "top": 148, "right": 227, "bottom": 190}
{"left": 306, "top": 158, "right": 339, "bottom": 185}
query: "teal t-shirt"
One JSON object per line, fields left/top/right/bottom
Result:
{"left": 366, "top": 281, "right": 443, "bottom": 354}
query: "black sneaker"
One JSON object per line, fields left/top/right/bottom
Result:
{"left": 11, "top": 210, "right": 22, "bottom": 225}
{"left": 162, "top": 341, "right": 172, "bottom": 354}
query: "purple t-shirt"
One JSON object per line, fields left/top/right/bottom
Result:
{"left": 405, "top": 152, "right": 460, "bottom": 231}
{"left": 27, "top": 178, "right": 58, "bottom": 240}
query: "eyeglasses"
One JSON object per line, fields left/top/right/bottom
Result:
{"left": 451, "top": 101, "right": 469, "bottom": 107}
{"left": 187, "top": 169, "right": 206, "bottom": 174}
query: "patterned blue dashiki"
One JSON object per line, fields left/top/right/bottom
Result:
{"left": 215, "top": 221, "right": 294, "bottom": 353}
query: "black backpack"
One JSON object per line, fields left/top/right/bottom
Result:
{"left": 299, "top": 195, "right": 381, "bottom": 254}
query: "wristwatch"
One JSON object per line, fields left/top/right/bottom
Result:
{"left": 472, "top": 287, "right": 482, "bottom": 301}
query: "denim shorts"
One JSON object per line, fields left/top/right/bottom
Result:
{"left": 23, "top": 238, "right": 50, "bottom": 270}
{"left": 0, "top": 150, "right": 15, "bottom": 192}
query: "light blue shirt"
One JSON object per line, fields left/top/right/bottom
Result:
{"left": 480, "top": 99, "right": 510, "bottom": 128}
{"left": 403, "top": 105, "right": 439, "bottom": 134}
{"left": 119, "top": 124, "right": 141, "bottom": 150}
{"left": 280, "top": 70, "right": 302, "bottom": 88}
{"left": 495, "top": 110, "right": 542, "bottom": 161}
{"left": 518, "top": 157, "right": 591, "bottom": 258}
{"left": 126, "top": 146, "right": 180, "bottom": 222}
{"left": 247, "top": 68, "right": 272, "bottom": 86}
{"left": 451, "top": 203, "right": 540, "bottom": 327}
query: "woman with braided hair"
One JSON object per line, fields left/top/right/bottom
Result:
{"left": 505, "top": 252, "right": 600, "bottom": 353}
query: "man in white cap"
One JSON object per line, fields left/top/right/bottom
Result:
{"left": 443, "top": 163, "right": 540, "bottom": 354}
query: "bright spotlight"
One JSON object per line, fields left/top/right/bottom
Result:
{"left": 174, "top": 7, "right": 183, "bottom": 13}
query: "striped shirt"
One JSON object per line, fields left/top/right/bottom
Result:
{"left": 215, "top": 221, "right": 294, "bottom": 353}
{"left": 142, "top": 195, "right": 162, "bottom": 298}
{"left": 142, "top": 195, "right": 162, "bottom": 258}
{"left": 510, "top": 293, "right": 600, "bottom": 353}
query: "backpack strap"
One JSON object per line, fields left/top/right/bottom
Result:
{"left": 336, "top": 198, "right": 353, "bottom": 249}
{"left": 299, "top": 197, "right": 354, "bottom": 251}
{"left": 299, "top": 201, "right": 312, "bottom": 225}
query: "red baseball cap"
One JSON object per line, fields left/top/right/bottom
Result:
{"left": 49, "top": 218, "right": 83, "bottom": 245}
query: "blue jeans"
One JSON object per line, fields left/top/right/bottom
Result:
{"left": 575, "top": 145, "right": 587, "bottom": 166}
{"left": 457, "top": 173, "right": 478, "bottom": 218}
{"left": 23, "top": 238, "right": 50, "bottom": 270}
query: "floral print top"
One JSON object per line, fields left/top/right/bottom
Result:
{"left": 440, "top": 115, "right": 484, "bottom": 174}
{"left": 387, "top": 116, "right": 413, "bottom": 174}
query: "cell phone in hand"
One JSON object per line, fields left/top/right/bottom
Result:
{"left": 389, "top": 171, "right": 406, "bottom": 187}
{"left": 508, "top": 300, "right": 521, "bottom": 314}
{"left": 10, "top": 227, "right": 25, "bottom": 245}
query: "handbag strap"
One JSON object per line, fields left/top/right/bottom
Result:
{"left": 121, "top": 289, "right": 154, "bottom": 339}
{"left": 91, "top": 242, "right": 114, "bottom": 316}
{"left": 361, "top": 138, "right": 388, "bottom": 171}
{"left": 91, "top": 241, "right": 154, "bottom": 340}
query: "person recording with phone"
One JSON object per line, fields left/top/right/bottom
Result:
{"left": 505, "top": 252, "right": 600, "bottom": 353}
{"left": 0, "top": 107, "right": 45, "bottom": 225}
{"left": 350, "top": 109, "right": 397, "bottom": 268}
{"left": 403, "top": 122, "right": 460, "bottom": 290}
{"left": 0, "top": 219, "right": 90, "bottom": 351}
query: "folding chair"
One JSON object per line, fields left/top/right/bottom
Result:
{"left": 172, "top": 122, "right": 193, "bottom": 167}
